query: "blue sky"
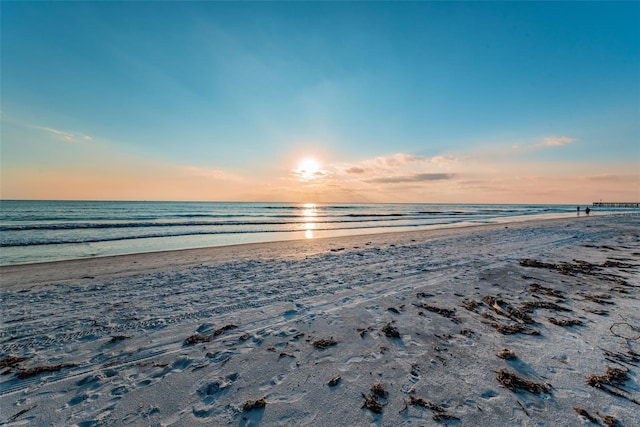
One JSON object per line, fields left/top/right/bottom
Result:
{"left": 2, "top": 1, "right": 639, "bottom": 202}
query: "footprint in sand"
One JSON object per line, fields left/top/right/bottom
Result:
{"left": 192, "top": 373, "right": 239, "bottom": 418}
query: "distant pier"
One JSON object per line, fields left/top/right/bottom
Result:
{"left": 592, "top": 202, "right": 639, "bottom": 208}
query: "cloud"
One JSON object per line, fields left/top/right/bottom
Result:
{"left": 346, "top": 167, "right": 365, "bottom": 174}
{"left": 366, "top": 173, "right": 455, "bottom": 184}
{"left": 38, "top": 126, "right": 92, "bottom": 143}
{"left": 540, "top": 136, "right": 576, "bottom": 147}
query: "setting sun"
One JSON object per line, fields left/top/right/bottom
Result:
{"left": 295, "top": 157, "right": 321, "bottom": 182}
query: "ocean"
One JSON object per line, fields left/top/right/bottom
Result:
{"left": 0, "top": 200, "right": 628, "bottom": 265}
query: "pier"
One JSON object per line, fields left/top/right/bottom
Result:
{"left": 592, "top": 202, "right": 639, "bottom": 208}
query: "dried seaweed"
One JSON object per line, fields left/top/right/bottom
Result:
{"left": 529, "top": 283, "right": 564, "bottom": 298}
{"left": 362, "top": 383, "right": 388, "bottom": 414}
{"left": 488, "top": 322, "right": 540, "bottom": 335}
{"left": 370, "top": 382, "right": 388, "bottom": 398}
{"left": 432, "top": 413, "right": 460, "bottom": 422}
{"left": 519, "top": 258, "right": 601, "bottom": 276}
{"left": 459, "top": 328, "right": 475, "bottom": 337}
{"left": 328, "top": 375, "right": 341, "bottom": 386}
{"left": 243, "top": 398, "right": 266, "bottom": 411}
{"left": 603, "top": 260, "right": 636, "bottom": 268}
{"left": 583, "top": 294, "right": 614, "bottom": 305}
{"left": 548, "top": 317, "right": 583, "bottom": 327}
{"left": 16, "top": 363, "right": 77, "bottom": 379}
{"left": 312, "top": 338, "right": 338, "bottom": 349}
{"left": 482, "top": 296, "right": 534, "bottom": 324}
{"left": 362, "top": 395, "right": 384, "bottom": 414}
{"left": 408, "top": 396, "right": 445, "bottom": 412}
{"left": 495, "top": 369, "right": 550, "bottom": 394}
{"left": 183, "top": 324, "right": 238, "bottom": 346}
{"left": 585, "top": 367, "right": 640, "bottom": 405}
{"left": 381, "top": 323, "right": 400, "bottom": 338}
{"left": 520, "top": 301, "right": 571, "bottom": 312}
{"left": 415, "top": 303, "right": 457, "bottom": 318}
{"left": 108, "top": 335, "right": 131, "bottom": 343}
{"left": 586, "top": 367, "right": 628, "bottom": 388}
{"left": 9, "top": 405, "right": 36, "bottom": 421}
{"left": 0, "top": 355, "right": 26, "bottom": 370}
{"left": 497, "top": 348, "right": 516, "bottom": 360}
{"left": 573, "top": 406, "right": 598, "bottom": 423}
{"left": 601, "top": 414, "right": 620, "bottom": 427}
{"left": 463, "top": 300, "right": 479, "bottom": 311}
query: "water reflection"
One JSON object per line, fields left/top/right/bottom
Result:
{"left": 302, "top": 203, "right": 317, "bottom": 239}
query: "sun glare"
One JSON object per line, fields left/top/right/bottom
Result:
{"left": 295, "top": 157, "right": 321, "bottom": 182}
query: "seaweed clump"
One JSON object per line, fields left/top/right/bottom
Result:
{"left": 496, "top": 369, "right": 550, "bottom": 394}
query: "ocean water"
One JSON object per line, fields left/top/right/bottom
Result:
{"left": 0, "top": 200, "right": 627, "bottom": 265}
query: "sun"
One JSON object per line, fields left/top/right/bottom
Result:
{"left": 295, "top": 157, "right": 321, "bottom": 182}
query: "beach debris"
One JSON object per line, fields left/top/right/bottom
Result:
{"left": 432, "top": 413, "right": 460, "bottom": 422}
{"left": 0, "top": 355, "right": 27, "bottom": 373}
{"left": 327, "top": 375, "right": 341, "bottom": 387}
{"left": 496, "top": 348, "right": 516, "bottom": 360}
{"left": 601, "top": 414, "right": 620, "bottom": 427}
{"left": 609, "top": 322, "right": 640, "bottom": 340}
{"left": 387, "top": 306, "right": 400, "bottom": 314}
{"left": 603, "top": 260, "right": 636, "bottom": 269}
{"left": 278, "top": 352, "right": 295, "bottom": 359}
{"left": 8, "top": 405, "right": 37, "bottom": 421}
{"left": 417, "top": 292, "right": 435, "bottom": 298}
{"left": 183, "top": 324, "right": 238, "bottom": 346}
{"left": 519, "top": 258, "right": 601, "bottom": 276}
{"left": 415, "top": 303, "right": 456, "bottom": 318}
{"left": 463, "top": 300, "right": 479, "bottom": 311}
{"left": 242, "top": 398, "right": 266, "bottom": 411}
{"left": 488, "top": 322, "right": 540, "bottom": 336}
{"left": 548, "top": 317, "right": 583, "bottom": 327}
{"left": 495, "top": 369, "right": 550, "bottom": 394}
{"left": 482, "top": 296, "right": 535, "bottom": 324}
{"left": 362, "top": 394, "right": 384, "bottom": 414}
{"left": 520, "top": 300, "right": 572, "bottom": 313}
{"left": 459, "top": 328, "right": 475, "bottom": 337}
{"left": 381, "top": 323, "right": 400, "bottom": 338}
{"left": 573, "top": 406, "right": 598, "bottom": 423}
{"left": 16, "top": 363, "right": 77, "bottom": 379}
{"left": 529, "top": 283, "right": 564, "bottom": 298}
{"left": 586, "top": 366, "right": 628, "bottom": 388}
{"left": 583, "top": 293, "right": 614, "bottom": 305}
{"left": 517, "top": 400, "right": 529, "bottom": 417}
{"left": 586, "top": 366, "right": 640, "bottom": 405}
{"left": 602, "top": 348, "right": 640, "bottom": 367}
{"left": 584, "top": 308, "right": 609, "bottom": 316}
{"left": 312, "top": 338, "right": 338, "bottom": 349}
{"left": 361, "top": 382, "right": 388, "bottom": 414}
{"left": 407, "top": 396, "right": 445, "bottom": 412}
{"left": 107, "top": 335, "right": 131, "bottom": 343}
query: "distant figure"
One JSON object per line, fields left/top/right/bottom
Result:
{"left": 576, "top": 206, "right": 580, "bottom": 216}
{"left": 585, "top": 207, "right": 591, "bottom": 215}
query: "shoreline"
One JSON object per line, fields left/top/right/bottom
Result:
{"left": 0, "top": 215, "right": 598, "bottom": 288}
{"left": 0, "top": 214, "right": 620, "bottom": 287}
{"left": 2, "top": 208, "right": 629, "bottom": 268}
{"left": 1, "top": 214, "right": 638, "bottom": 426}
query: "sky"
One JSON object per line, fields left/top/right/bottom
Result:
{"left": 1, "top": 1, "right": 639, "bottom": 204}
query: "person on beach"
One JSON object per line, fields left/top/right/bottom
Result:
{"left": 577, "top": 206, "right": 580, "bottom": 216}
{"left": 585, "top": 207, "right": 591, "bottom": 215}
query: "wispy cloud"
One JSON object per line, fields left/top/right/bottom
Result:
{"left": 38, "top": 126, "right": 92, "bottom": 143}
{"left": 540, "top": 136, "right": 576, "bottom": 147}
{"left": 367, "top": 173, "right": 455, "bottom": 184}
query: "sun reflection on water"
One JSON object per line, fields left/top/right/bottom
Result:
{"left": 302, "top": 203, "right": 317, "bottom": 239}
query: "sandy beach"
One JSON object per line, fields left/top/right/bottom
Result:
{"left": 1, "top": 214, "right": 638, "bottom": 426}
